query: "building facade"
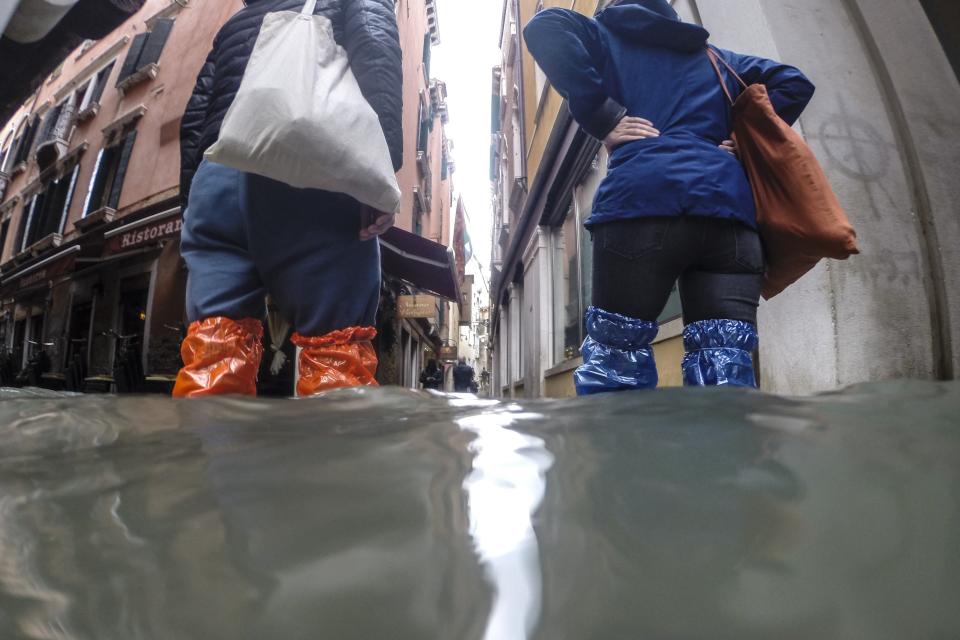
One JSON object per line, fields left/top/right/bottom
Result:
{"left": 0, "top": 0, "right": 460, "bottom": 392}
{"left": 489, "top": 0, "right": 960, "bottom": 397}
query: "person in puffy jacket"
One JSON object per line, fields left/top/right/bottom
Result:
{"left": 523, "top": 0, "right": 814, "bottom": 394}
{"left": 452, "top": 358, "right": 476, "bottom": 393}
{"left": 173, "top": 0, "right": 402, "bottom": 397}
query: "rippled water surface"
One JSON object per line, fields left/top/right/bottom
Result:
{"left": 1, "top": 382, "right": 959, "bottom": 639}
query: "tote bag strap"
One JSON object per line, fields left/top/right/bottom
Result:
{"left": 706, "top": 46, "right": 748, "bottom": 106}
{"left": 301, "top": 0, "right": 317, "bottom": 14}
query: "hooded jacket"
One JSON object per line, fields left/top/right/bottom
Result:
{"left": 179, "top": 0, "right": 403, "bottom": 207}
{"left": 523, "top": 0, "right": 815, "bottom": 228}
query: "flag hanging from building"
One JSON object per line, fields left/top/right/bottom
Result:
{"left": 453, "top": 196, "right": 471, "bottom": 283}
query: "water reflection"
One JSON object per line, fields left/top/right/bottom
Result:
{"left": 0, "top": 382, "right": 957, "bottom": 639}
{"left": 456, "top": 400, "right": 553, "bottom": 640}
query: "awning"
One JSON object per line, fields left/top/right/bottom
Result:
{"left": 0, "top": 244, "right": 79, "bottom": 297}
{"left": 380, "top": 226, "right": 460, "bottom": 302}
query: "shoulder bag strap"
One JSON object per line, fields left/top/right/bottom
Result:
{"left": 301, "top": 0, "right": 317, "bottom": 14}
{"left": 706, "top": 46, "right": 748, "bottom": 106}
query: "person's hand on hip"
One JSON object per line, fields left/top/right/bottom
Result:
{"left": 719, "top": 137, "right": 739, "bottom": 157}
{"left": 603, "top": 116, "right": 659, "bottom": 151}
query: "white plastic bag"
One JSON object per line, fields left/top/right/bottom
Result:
{"left": 205, "top": 0, "right": 401, "bottom": 213}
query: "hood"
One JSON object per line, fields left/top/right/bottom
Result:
{"left": 597, "top": 1, "right": 709, "bottom": 53}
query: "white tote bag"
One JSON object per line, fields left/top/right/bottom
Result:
{"left": 204, "top": 0, "right": 401, "bottom": 214}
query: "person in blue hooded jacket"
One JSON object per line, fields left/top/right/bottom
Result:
{"left": 523, "top": 0, "right": 814, "bottom": 394}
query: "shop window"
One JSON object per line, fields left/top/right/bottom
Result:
{"left": 25, "top": 313, "right": 44, "bottom": 365}
{"left": 83, "top": 124, "right": 138, "bottom": 215}
{"left": 553, "top": 204, "right": 584, "bottom": 363}
{"left": 13, "top": 318, "right": 26, "bottom": 367}
{"left": 19, "top": 164, "right": 80, "bottom": 251}
{"left": 115, "top": 18, "right": 174, "bottom": 89}
{"left": 118, "top": 273, "right": 150, "bottom": 341}
{"left": 67, "top": 301, "right": 93, "bottom": 368}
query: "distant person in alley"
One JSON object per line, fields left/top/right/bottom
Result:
{"left": 524, "top": 0, "right": 813, "bottom": 394}
{"left": 173, "top": 0, "right": 403, "bottom": 397}
{"left": 453, "top": 358, "right": 476, "bottom": 393}
{"left": 420, "top": 359, "right": 444, "bottom": 391}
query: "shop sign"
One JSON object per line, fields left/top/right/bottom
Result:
{"left": 397, "top": 294, "right": 437, "bottom": 319}
{"left": 439, "top": 345, "right": 458, "bottom": 361}
{"left": 105, "top": 213, "right": 182, "bottom": 256}
{"left": 15, "top": 254, "right": 77, "bottom": 291}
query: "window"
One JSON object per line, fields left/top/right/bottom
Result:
{"left": 11, "top": 117, "right": 40, "bottom": 168}
{"left": 0, "top": 131, "right": 11, "bottom": 173}
{"left": 413, "top": 195, "right": 424, "bottom": 236}
{"left": 533, "top": 2, "right": 548, "bottom": 117}
{"left": 417, "top": 98, "right": 430, "bottom": 153}
{"left": 1, "top": 120, "right": 25, "bottom": 174}
{"left": 422, "top": 33, "right": 432, "bottom": 82}
{"left": 18, "top": 164, "right": 80, "bottom": 251}
{"left": 83, "top": 124, "right": 138, "bottom": 216}
{"left": 0, "top": 219, "right": 9, "bottom": 259}
{"left": 551, "top": 154, "right": 604, "bottom": 365}
{"left": 77, "top": 62, "right": 115, "bottom": 117}
{"left": 115, "top": 18, "right": 174, "bottom": 88}
{"left": 553, "top": 204, "right": 583, "bottom": 363}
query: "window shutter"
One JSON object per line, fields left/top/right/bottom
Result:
{"left": 82, "top": 148, "right": 105, "bottom": 215}
{"left": 90, "top": 62, "right": 114, "bottom": 105}
{"left": 423, "top": 34, "right": 431, "bottom": 80}
{"left": 1, "top": 136, "right": 18, "bottom": 172}
{"left": 59, "top": 165, "right": 81, "bottom": 233}
{"left": 116, "top": 33, "right": 148, "bottom": 86}
{"left": 14, "top": 119, "right": 39, "bottom": 165}
{"left": 138, "top": 18, "right": 174, "bottom": 68}
{"left": 18, "top": 194, "right": 38, "bottom": 252}
{"left": 77, "top": 79, "right": 94, "bottom": 112}
{"left": 107, "top": 131, "right": 137, "bottom": 209}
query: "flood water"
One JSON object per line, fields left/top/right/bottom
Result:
{"left": 1, "top": 381, "right": 958, "bottom": 639}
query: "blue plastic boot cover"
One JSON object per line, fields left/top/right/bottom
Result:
{"left": 682, "top": 319, "right": 759, "bottom": 388}
{"left": 574, "top": 307, "right": 659, "bottom": 395}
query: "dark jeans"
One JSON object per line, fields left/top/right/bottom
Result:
{"left": 591, "top": 216, "right": 764, "bottom": 325}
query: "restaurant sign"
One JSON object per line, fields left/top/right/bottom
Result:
{"left": 439, "top": 345, "right": 458, "bottom": 362}
{"left": 1, "top": 250, "right": 78, "bottom": 295}
{"left": 397, "top": 294, "right": 438, "bottom": 319}
{"left": 18, "top": 254, "right": 76, "bottom": 290}
{"left": 104, "top": 212, "right": 182, "bottom": 256}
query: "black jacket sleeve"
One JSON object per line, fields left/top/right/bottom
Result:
{"left": 343, "top": 0, "right": 404, "bottom": 172}
{"left": 179, "top": 48, "right": 215, "bottom": 208}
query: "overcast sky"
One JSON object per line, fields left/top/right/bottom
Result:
{"left": 432, "top": 0, "right": 502, "bottom": 297}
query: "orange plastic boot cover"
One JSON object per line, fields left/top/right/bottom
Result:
{"left": 292, "top": 327, "right": 379, "bottom": 396}
{"left": 173, "top": 317, "right": 264, "bottom": 397}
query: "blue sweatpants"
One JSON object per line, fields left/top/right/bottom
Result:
{"left": 181, "top": 161, "right": 380, "bottom": 336}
